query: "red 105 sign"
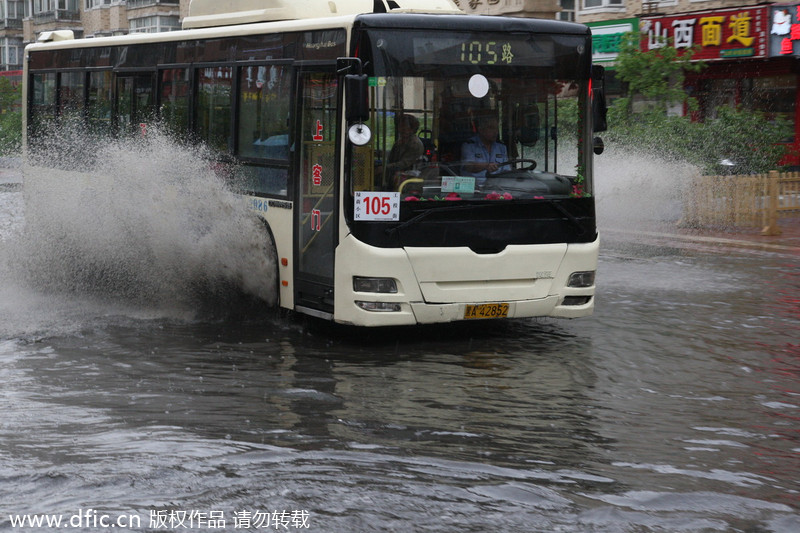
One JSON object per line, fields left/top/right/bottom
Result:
{"left": 354, "top": 192, "right": 400, "bottom": 221}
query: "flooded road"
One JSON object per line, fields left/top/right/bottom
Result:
{"left": 1, "top": 155, "right": 799, "bottom": 532}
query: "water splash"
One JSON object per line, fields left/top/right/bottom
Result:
{"left": 594, "top": 145, "right": 699, "bottom": 232}
{"left": 2, "top": 126, "right": 277, "bottom": 327}
{"left": 0, "top": 130, "right": 699, "bottom": 338}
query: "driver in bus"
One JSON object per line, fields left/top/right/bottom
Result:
{"left": 460, "top": 114, "right": 508, "bottom": 188}
{"left": 377, "top": 113, "right": 425, "bottom": 190}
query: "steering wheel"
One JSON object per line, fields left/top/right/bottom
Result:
{"left": 486, "top": 158, "right": 537, "bottom": 177}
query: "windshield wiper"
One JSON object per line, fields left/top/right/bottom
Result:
{"left": 385, "top": 204, "right": 478, "bottom": 236}
{"left": 545, "top": 199, "right": 586, "bottom": 236}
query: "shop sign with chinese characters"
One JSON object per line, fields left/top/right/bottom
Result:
{"left": 768, "top": 4, "right": 800, "bottom": 56}
{"left": 586, "top": 18, "right": 639, "bottom": 65}
{"left": 640, "top": 7, "right": 768, "bottom": 61}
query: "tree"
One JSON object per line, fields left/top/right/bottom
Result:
{"left": 607, "top": 32, "right": 791, "bottom": 174}
{"left": 614, "top": 31, "right": 703, "bottom": 112}
{"left": 0, "top": 77, "right": 22, "bottom": 156}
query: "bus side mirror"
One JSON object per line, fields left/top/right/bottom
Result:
{"left": 345, "top": 74, "right": 369, "bottom": 123}
{"left": 593, "top": 136, "right": 605, "bottom": 155}
{"left": 591, "top": 64, "right": 608, "bottom": 133}
{"left": 344, "top": 74, "right": 372, "bottom": 145}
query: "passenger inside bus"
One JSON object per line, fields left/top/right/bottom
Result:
{"left": 460, "top": 114, "right": 508, "bottom": 188}
{"left": 377, "top": 113, "right": 424, "bottom": 189}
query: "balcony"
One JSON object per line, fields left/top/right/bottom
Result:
{"left": 33, "top": 10, "right": 81, "bottom": 24}
{"left": 0, "top": 18, "right": 22, "bottom": 30}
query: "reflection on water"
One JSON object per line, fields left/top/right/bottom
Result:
{"left": 0, "top": 320, "right": 612, "bottom": 531}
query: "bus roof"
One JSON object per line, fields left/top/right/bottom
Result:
{"left": 353, "top": 12, "right": 590, "bottom": 35}
{"left": 25, "top": 10, "right": 588, "bottom": 56}
{"left": 26, "top": 15, "right": 356, "bottom": 53}
{"left": 183, "top": 0, "right": 462, "bottom": 29}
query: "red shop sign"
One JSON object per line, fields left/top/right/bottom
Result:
{"left": 640, "top": 6, "right": 768, "bottom": 60}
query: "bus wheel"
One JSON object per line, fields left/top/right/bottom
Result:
{"left": 259, "top": 223, "right": 280, "bottom": 308}
{"left": 238, "top": 218, "right": 280, "bottom": 308}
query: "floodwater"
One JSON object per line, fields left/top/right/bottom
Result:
{"left": 0, "top": 144, "right": 798, "bottom": 532}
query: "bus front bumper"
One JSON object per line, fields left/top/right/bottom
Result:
{"left": 334, "top": 235, "right": 597, "bottom": 327}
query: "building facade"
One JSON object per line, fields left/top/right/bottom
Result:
{"left": 0, "top": 0, "right": 185, "bottom": 71}
{"left": 453, "top": 0, "right": 565, "bottom": 19}
{"left": 0, "top": 1, "right": 25, "bottom": 72}
{"left": 580, "top": 1, "right": 800, "bottom": 166}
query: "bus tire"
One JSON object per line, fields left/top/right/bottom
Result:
{"left": 259, "top": 220, "right": 281, "bottom": 308}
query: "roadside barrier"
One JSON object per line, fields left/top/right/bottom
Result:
{"left": 681, "top": 170, "right": 800, "bottom": 235}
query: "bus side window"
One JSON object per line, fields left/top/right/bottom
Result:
{"left": 237, "top": 64, "right": 292, "bottom": 196}
{"left": 160, "top": 67, "right": 190, "bottom": 136}
{"left": 30, "top": 72, "right": 56, "bottom": 133}
{"left": 196, "top": 66, "right": 233, "bottom": 153}
{"left": 238, "top": 64, "right": 291, "bottom": 161}
{"left": 58, "top": 71, "right": 85, "bottom": 122}
{"left": 88, "top": 71, "right": 113, "bottom": 135}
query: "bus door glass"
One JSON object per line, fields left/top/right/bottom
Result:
{"left": 115, "top": 72, "right": 155, "bottom": 135}
{"left": 295, "top": 70, "right": 338, "bottom": 313}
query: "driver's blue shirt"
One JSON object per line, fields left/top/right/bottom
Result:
{"left": 460, "top": 135, "right": 508, "bottom": 187}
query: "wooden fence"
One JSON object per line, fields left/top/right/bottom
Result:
{"left": 681, "top": 170, "right": 800, "bottom": 235}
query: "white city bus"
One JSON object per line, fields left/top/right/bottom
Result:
{"left": 23, "top": 0, "right": 606, "bottom": 327}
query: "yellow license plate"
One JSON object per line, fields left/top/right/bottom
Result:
{"left": 464, "top": 303, "right": 509, "bottom": 319}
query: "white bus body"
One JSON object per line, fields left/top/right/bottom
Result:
{"left": 23, "top": 0, "right": 603, "bottom": 326}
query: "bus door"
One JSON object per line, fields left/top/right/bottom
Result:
{"left": 294, "top": 70, "right": 339, "bottom": 316}
{"left": 115, "top": 72, "right": 156, "bottom": 135}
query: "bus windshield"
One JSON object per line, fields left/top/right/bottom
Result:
{"left": 349, "top": 28, "right": 592, "bottom": 203}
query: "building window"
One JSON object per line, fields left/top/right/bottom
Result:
{"left": 85, "top": 0, "right": 111, "bottom": 9}
{"left": 33, "top": 0, "right": 79, "bottom": 14}
{"left": 582, "top": 0, "right": 623, "bottom": 8}
{"left": 127, "top": 0, "right": 179, "bottom": 8}
{"left": 1, "top": 0, "right": 25, "bottom": 19}
{"left": 559, "top": 0, "right": 575, "bottom": 21}
{"left": 0, "top": 37, "right": 23, "bottom": 68}
{"left": 129, "top": 15, "right": 180, "bottom": 33}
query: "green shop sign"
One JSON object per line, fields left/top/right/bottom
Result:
{"left": 586, "top": 18, "right": 639, "bottom": 65}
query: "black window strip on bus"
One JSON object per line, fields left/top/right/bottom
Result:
{"left": 28, "top": 30, "right": 347, "bottom": 71}
{"left": 28, "top": 30, "right": 346, "bottom": 199}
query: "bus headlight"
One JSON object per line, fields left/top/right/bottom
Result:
{"left": 353, "top": 276, "right": 398, "bottom": 293}
{"left": 568, "top": 271, "right": 595, "bottom": 288}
